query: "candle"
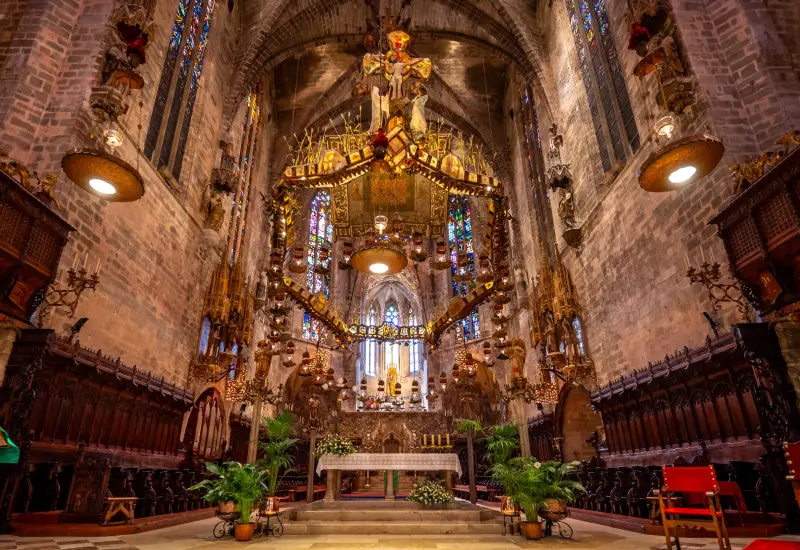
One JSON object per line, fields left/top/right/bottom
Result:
{"left": 684, "top": 254, "right": 690, "bottom": 269}
{"left": 710, "top": 248, "right": 715, "bottom": 265}
{"left": 423, "top": 434, "right": 427, "bottom": 446}
{"left": 95, "top": 258, "right": 101, "bottom": 274}
{"left": 700, "top": 246, "right": 705, "bottom": 264}
{"left": 438, "top": 434, "right": 441, "bottom": 446}
{"left": 431, "top": 433, "right": 435, "bottom": 446}
{"left": 83, "top": 254, "right": 88, "bottom": 270}
{"left": 446, "top": 433, "right": 450, "bottom": 446}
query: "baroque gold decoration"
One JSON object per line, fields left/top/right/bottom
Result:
{"left": 685, "top": 253, "right": 751, "bottom": 322}
{"left": 728, "top": 130, "right": 800, "bottom": 194}
{"left": 36, "top": 260, "right": 101, "bottom": 329}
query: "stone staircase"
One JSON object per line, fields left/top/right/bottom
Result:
{"left": 282, "top": 500, "right": 506, "bottom": 535}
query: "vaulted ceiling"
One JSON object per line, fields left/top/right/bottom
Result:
{"left": 224, "top": 0, "right": 549, "bottom": 182}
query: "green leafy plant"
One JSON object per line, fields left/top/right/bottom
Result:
{"left": 314, "top": 433, "right": 357, "bottom": 457}
{"left": 257, "top": 411, "right": 298, "bottom": 497}
{"left": 189, "top": 462, "right": 266, "bottom": 524}
{"left": 407, "top": 479, "right": 454, "bottom": 506}
{"left": 456, "top": 419, "right": 519, "bottom": 465}
{"left": 457, "top": 419, "right": 585, "bottom": 522}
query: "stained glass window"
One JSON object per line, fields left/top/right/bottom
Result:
{"left": 302, "top": 190, "right": 333, "bottom": 341}
{"left": 565, "top": 0, "right": 639, "bottom": 172}
{"left": 228, "top": 86, "right": 261, "bottom": 264}
{"left": 228, "top": 342, "right": 238, "bottom": 381}
{"left": 365, "top": 303, "right": 378, "bottom": 375}
{"left": 519, "top": 85, "right": 549, "bottom": 239}
{"left": 145, "top": 0, "right": 216, "bottom": 181}
{"left": 384, "top": 302, "right": 399, "bottom": 326}
{"left": 448, "top": 195, "right": 480, "bottom": 340}
{"left": 409, "top": 306, "right": 420, "bottom": 374}
{"left": 198, "top": 317, "right": 211, "bottom": 356}
{"left": 572, "top": 316, "right": 586, "bottom": 355}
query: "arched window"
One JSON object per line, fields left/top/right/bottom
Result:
{"left": 384, "top": 302, "right": 399, "bottom": 326}
{"left": 365, "top": 303, "right": 378, "bottom": 376}
{"left": 448, "top": 195, "right": 480, "bottom": 340}
{"left": 303, "top": 190, "right": 333, "bottom": 340}
{"left": 409, "top": 306, "right": 420, "bottom": 374}
{"left": 227, "top": 86, "right": 261, "bottom": 264}
{"left": 198, "top": 317, "right": 211, "bottom": 356}
{"left": 572, "top": 315, "right": 586, "bottom": 355}
{"left": 565, "top": 0, "right": 639, "bottom": 173}
{"left": 145, "top": 0, "right": 216, "bottom": 180}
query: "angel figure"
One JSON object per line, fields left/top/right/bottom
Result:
{"left": 409, "top": 82, "right": 428, "bottom": 139}
{"left": 369, "top": 86, "right": 390, "bottom": 131}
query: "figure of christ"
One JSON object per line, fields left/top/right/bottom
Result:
{"left": 386, "top": 54, "right": 421, "bottom": 100}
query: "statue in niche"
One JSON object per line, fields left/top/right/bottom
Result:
{"left": 558, "top": 188, "right": 576, "bottom": 229}
{"left": 508, "top": 338, "right": 526, "bottom": 378}
{"left": 201, "top": 184, "right": 225, "bottom": 231}
{"left": 546, "top": 124, "right": 572, "bottom": 190}
{"left": 560, "top": 317, "right": 581, "bottom": 362}
{"left": 543, "top": 311, "right": 557, "bottom": 355}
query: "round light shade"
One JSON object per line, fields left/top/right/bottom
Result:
{"left": 639, "top": 135, "right": 724, "bottom": 192}
{"left": 62, "top": 148, "right": 144, "bottom": 202}
{"left": 351, "top": 244, "right": 407, "bottom": 275}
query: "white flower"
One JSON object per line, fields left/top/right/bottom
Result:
{"left": 534, "top": 462, "right": 542, "bottom": 468}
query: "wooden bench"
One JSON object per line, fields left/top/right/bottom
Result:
{"left": 453, "top": 485, "right": 496, "bottom": 501}
{"left": 103, "top": 496, "right": 137, "bottom": 525}
{"left": 287, "top": 485, "right": 326, "bottom": 502}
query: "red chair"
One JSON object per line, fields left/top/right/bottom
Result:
{"left": 659, "top": 465, "right": 731, "bottom": 550}
{"left": 785, "top": 441, "right": 800, "bottom": 511}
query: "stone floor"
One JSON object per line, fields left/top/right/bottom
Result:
{"left": 107, "top": 517, "right": 800, "bottom": 550}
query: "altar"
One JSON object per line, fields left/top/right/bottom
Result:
{"left": 316, "top": 453, "right": 462, "bottom": 500}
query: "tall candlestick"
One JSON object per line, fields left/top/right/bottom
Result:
{"left": 710, "top": 248, "right": 715, "bottom": 265}
{"left": 423, "top": 434, "right": 427, "bottom": 446}
{"left": 684, "top": 254, "right": 690, "bottom": 269}
{"left": 700, "top": 246, "right": 705, "bottom": 264}
{"left": 95, "top": 258, "right": 101, "bottom": 274}
{"left": 83, "top": 253, "right": 88, "bottom": 270}
{"left": 446, "top": 433, "right": 450, "bottom": 446}
{"left": 437, "top": 434, "right": 441, "bottom": 446}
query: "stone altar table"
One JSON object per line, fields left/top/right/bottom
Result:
{"left": 316, "top": 453, "right": 462, "bottom": 500}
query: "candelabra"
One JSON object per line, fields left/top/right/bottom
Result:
{"left": 686, "top": 260, "right": 750, "bottom": 322}
{"left": 37, "top": 259, "right": 101, "bottom": 328}
{"left": 499, "top": 374, "right": 538, "bottom": 403}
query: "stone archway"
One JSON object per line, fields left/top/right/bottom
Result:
{"left": 555, "top": 384, "right": 602, "bottom": 462}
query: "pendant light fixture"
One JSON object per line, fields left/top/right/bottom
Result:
{"left": 638, "top": 132, "right": 724, "bottom": 192}
{"left": 61, "top": 148, "right": 145, "bottom": 202}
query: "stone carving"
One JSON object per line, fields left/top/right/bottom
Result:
{"left": 546, "top": 124, "right": 572, "bottom": 190}
{"left": 729, "top": 131, "right": 800, "bottom": 194}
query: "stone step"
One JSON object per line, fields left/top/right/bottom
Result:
{"left": 282, "top": 521, "right": 505, "bottom": 536}
{"left": 292, "top": 509, "right": 494, "bottom": 522}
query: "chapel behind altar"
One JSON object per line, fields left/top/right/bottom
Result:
{"left": 1, "top": 0, "right": 800, "bottom": 547}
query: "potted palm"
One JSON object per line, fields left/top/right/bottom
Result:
{"left": 257, "top": 411, "right": 297, "bottom": 513}
{"left": 188, "top": 461, "right": 236, "bottom": 513}
{"left": 536, "top": 460, "right": 585, "bottom": 522}
{"left": 190, "top": 462, "right": 266, "bottom": 541}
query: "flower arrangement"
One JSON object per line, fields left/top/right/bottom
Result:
{"left": 315, "top": 433, "right": 357, "bottom": 457}
{"left": 408, "top": 479, "right": 454, "bottom": 506}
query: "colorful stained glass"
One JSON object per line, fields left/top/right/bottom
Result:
{"left": 572, "top": 316, "right": 586, "bottom": 355}
{"left": 303, "top": 190, "right": 333, "bottom": 340}
{"left": 448, "top": 195, "right": 480, "bottom": 340}
{"left": 198, "top": 317, "right": 211, "bottom": 355}
{"left": 565, "top": 0, "right": 639, "bottom": 171}
{"left": 227, "top": 87, "right": 260, "bottom": 264}
{"left": 145, "top": 0, "right": 216, "bottom": 179}
{"left": 384, "top": 303, "right": 399, "bottom": 326}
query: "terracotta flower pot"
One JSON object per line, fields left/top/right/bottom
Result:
{"left": 218, "top": 501, "right": 235, "bottom": 513}
{"left": 234, "top": 523, "right": 255, "bottom": 541}
{"left": 521, "top": 521, "right": 543, "bottom": 540}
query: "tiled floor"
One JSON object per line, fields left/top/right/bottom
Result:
{"left": 109, "top": 517, "right": 800, "bottom": 550}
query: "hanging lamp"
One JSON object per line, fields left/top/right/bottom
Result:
{"left": 61, "top": 148, "right": 144, "bottom": 202}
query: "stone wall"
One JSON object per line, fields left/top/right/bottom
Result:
{"left": 0, "top": 0, "right": 272, "bottom": 386}
{"left": 503, "top": 0, "right": 800, "bottom": 386}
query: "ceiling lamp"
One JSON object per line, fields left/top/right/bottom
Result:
{"left": 639, "top": 133, "right": 724, "bottom": 192}
{"left": 351, "top": 241, "right": 408, "bottom": 275}
{"left": 61, "top": 148, "right": 144, "bottom": 202}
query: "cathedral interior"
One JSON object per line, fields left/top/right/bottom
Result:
{"left": 2, "top": 0, "right": 800, "bottom": 548}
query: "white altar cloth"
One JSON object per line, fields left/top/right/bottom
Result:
{"left": 316, "top": 453, "right": 462, "bottom": 477}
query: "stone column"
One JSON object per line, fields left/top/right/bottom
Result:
{"left": 306, "top": 429, "right": 317, "bottom": 503}
{"left": 466, "top": 429, "right": 477, "bottom": 504}
{"left": 246, "top": 398, "right": 262, "bottom": 464}
{"left": 334, "top": 470, "right": 342, "bottom": 500}
{"left": 510, "top": 398, "right": 531, "bottom": 457}
{"left": 324, "top": 469, "right": 337, "bottom": 502}
{"left": 385, "top": 470, "right": 395, "bottom": 500}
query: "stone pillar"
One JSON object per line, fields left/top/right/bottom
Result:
{"left": 510, "top": 398, "right": 531, "bottom": 457}
{"left": 385, "top": 470, "right": 395, "bottom": 500}
{"left": 246, "top": 398, "right": 262, "bottom": 464}
{"left": 441, "top": 470, "right": 453, "bottom": 492}
{"left": 466, "top": 429, "right": 477, "bottom": 504}
{"left": 334, "top": 470, "right": 342, "bottom": 500}
{"left": 306, "top": 429, "right": 317, "bottom": 503}
{"left": 324, "top": 469, "right": 337, "bottom": 502}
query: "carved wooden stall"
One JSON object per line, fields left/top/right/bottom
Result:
{"left": 587, "top": 324, "right": 800, "bottom": 526}
{"left": 529, "top": 413, "right": 556, "bottom": 462}
{"left": 0, "top": 329, "right": 213, "bottom": 529}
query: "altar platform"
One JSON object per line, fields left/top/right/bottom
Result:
{"left": 281, "top": 500, "right": 505, "bottom": 535}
